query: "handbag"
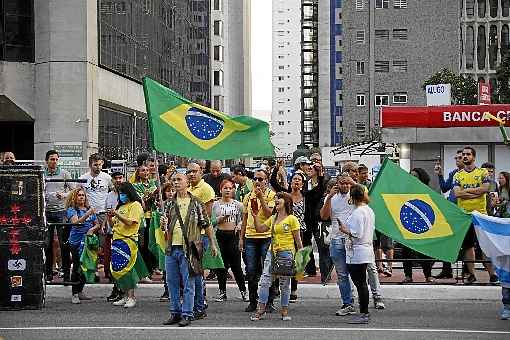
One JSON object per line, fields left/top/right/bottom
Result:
{"left": 320, "top": 221, "right": 332, "bottom": 246}
{"left": 270, "top": 216, "right": 296, "bottom": 277}
{"left": 175, "top": 199, "right": 204, "bottom": 276}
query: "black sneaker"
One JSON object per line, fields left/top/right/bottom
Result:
{"left": 194, "top": 310, "right": 207, "bottom": 320}
{"left": 465, "top": 274, "right": 477, "bottom": 285}
{"left": 206, "top": 272, "right": 217, "bottom": 280}
{"left": 107, "top": 287, "right": 120, "bottom": 302}
{"left": 163, "top": 314, "right": 181, "bottom": 325}
{"left": 434, "top": 271, "right": 453, "bottom": 279}
{"left": 159, "top": 290, "right": 169, "bottom": 302}
{"left": 289, "top": 294, "right": 298, "bottom": 303}
{"left": 215, "top": 290, "right": 227, "bottom": 302}
{"left": 245, "top": 303, "right": 257, "bottom": 312}
{"left": 178, "top": 316, "right": 192, "bottom": 327}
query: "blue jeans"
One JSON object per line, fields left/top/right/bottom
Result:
{"left": 258, "top": 250, "right": 292, "bottom": 307}
{"left": 245, "top": 237, "right": 271, "bottom": 304}
{"left": 329, "top": 237, "right": 353, "bottom": 305}
{"left": 503, "top": 287, "right": 510, "bottom": 306}
{"left": 193, "top": 235, "right": 209, "bottom": 313}
{"left": 165, "top": 247, "right": 198, "bottom": 318}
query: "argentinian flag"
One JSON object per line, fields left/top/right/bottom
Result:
{"left": 472, "top": 212, "right": 510, "bottom": 288}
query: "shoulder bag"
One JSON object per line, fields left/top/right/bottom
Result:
{"left": 270, "top": 216, "right": 296, "bottom": 277}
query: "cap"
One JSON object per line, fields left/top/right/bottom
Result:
{"left": 294, "top": 156, "right": 312, "bottom": 166}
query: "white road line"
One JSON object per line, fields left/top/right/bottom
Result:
{"left": 0, "top": 327, "right": 508, "bottom": 334}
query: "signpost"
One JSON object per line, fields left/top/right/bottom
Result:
{"left": 425, "top": 84, "right": 451, "bottom": 106}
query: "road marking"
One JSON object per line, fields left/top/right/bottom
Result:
{"left": 0, "top": 327, "right": 508, "bottom": 334}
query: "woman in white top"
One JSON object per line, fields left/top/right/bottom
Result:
{"left": 339, "top": 184, "right": 375, "bottom": 324}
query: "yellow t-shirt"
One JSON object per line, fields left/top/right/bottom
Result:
{"left": 172, "top": 197, "right": 191, "bottom": 246}
{"left": 243, "top": 188, "right": 276, "bottom": 239}
{"left": 189, "top": 179, "right": 215, "bottom": 205}
{"left": 112, "top": 201, "right": 144, "bottom": 239}
{"left": 453, "top": 167, "right": 490, "bottom": 214}
{"left": 264, "top": 215, "right": 300, "bottom": 253}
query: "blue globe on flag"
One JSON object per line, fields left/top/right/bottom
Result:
{"left": 111, "top": 239, "right": 131, "bottom": 272}
{"left": 185, "top": 107, "right": 224, "bottom": 140}
{"left": 399, "top": 199, "right": 435, "bottom": 234}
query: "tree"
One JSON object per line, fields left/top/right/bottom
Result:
{"left": 495, "top": 53, "right": 510, "bottom": 103}
{"left": 423, "top": 68, "right": 478, "bottom": 105}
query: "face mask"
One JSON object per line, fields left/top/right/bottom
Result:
{"left": 119, "top": 193, "right": 129, "bottom": 204}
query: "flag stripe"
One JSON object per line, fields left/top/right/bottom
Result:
{"left": 472, "top": 212, "right": 510, "bottom": 236}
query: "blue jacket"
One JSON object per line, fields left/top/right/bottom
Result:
{"left": 438, "top": 168, "right": 459, "bottom": 203}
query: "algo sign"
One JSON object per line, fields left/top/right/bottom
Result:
{"left": 380, "top": 105, "right": 510, "bottom": 128}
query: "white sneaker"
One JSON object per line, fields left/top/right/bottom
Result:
{"left": 113, "top": 297, "right": 128, "bottom": 306}
{"left": 124, "top": 297, "right": 136, "bottom": 308}
{"left": 336, "top": 304, "right": 356, "bottom": 316}
{"left": 72, "top": 294, "right": 80, "bottom": 304}
{"left": 139, "top": 277, "right": 153, "bottom": 284}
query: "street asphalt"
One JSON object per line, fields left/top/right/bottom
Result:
{"left": 0, "top": 284, "right": 509, "bottom": 340}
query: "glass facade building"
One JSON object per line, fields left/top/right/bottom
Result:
{"left": 0, "top": 0, "right": 34, "bottom": 62}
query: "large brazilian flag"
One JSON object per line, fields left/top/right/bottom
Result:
{"left": 149, "top": 210, "right": 166, "bottom": 271}
{"left": 369, "top": 158, "right": 472, "bottom": 263}
{"left": 142, "top": 77, "right": 275, "bottom": 159}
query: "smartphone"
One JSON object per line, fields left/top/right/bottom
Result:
{"left": 250, "top": 198, "right": 259, "bottom": 215}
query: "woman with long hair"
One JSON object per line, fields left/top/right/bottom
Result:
{"left": 250, "top": 192, "right": 303, "bottom": 321}
{"left": 109, "top": 182, "right": 148, "bottom": 308}
{"left": 496, "top": 171, "right": 510, "bottom": 217}
{"left": 65, "top": 188, "right": 100, "bottom": 304}
{"left": 212, "top": 179, "right": 247, "bottom": 302}
{"left": 338, "top": 184, "right": 375, "bottom": 324}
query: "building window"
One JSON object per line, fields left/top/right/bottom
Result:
{"left": 375, "top": 94, "right": 390, "bottom": 106}
{"left": 375, "top": 60, "right": 390, "bottom": 72}
{"left": 213, "top": 0, "right": 222, "bottom": 11}
{"left": 213, "top": 95, "right": 224, "bottom": 111}
{"left": 278, "top": 87, "right": 285, "bottom": 93}
{"left": 356, "top": 61, "right": 365, "bottom": 75}
{"left": 278, "top": 55, "right": 284, "bottom": 59}
{"left": 466, "top": 0, "right": 474, "bottom": 17}
{"left": 489, "top": 0, "right": 498, "bottom": 18}
{"left": 478, "top": 0, "right": 486, "bottom": 17}
{"left": 213, "top": 20, "right": 223, "bottom": 36}
{"left": 393, "top": 92, "right": 408, "bottom": 103}
{"left": 278, "top": 110, "right": 284, "bottom": 115}
{"left": 502, "top": 25, "right": 510, "bottom": 55}
{"left": 0, "top": 0, "right": 35, "bottom": 62}
{"left": 375, "top": 0, "right": 389, "bottom": 9}
{"left": 393, "top": 0, "right": 407, "bottom": 9}
{"left": 489, "top": 25, "right": 498, "bottom": 69}
{"left": 392, "top": 60, "right": 408, "bottom": 72}
{"left": 278, "top": 121, "right": 285, "bottom": 126}
{"left": 466, "top": 25, "right": 475, "bottom": 69}
{"left": 278, "top": 76, "right": 284, "bottom": 80}
{"left": 477, "top": 25, "right": 486, "bottom": 70}
{"left": 355, "top": 122, "right": 366, "bottom": 138}
{"left": 213, "top": 45, "right": 223, "bottom": 61}
{"left": 355, "top": 30, "right": 365, "bottom": 44}
{"left": 504, "top": 0, "right": 510, "bottom": 17}
{"left": 356, "top": 0, "right": 364, "bottom": 11}
{"left": 278, "top": 65, "right": 285, "bottom": 69}
{"left": 375, "top": 30, "right": 390, "bottom": 40}
{"left": 356, "top": 94, "right": 366, "bottom": 106}
{"left": 392, "top": 28, "right": 408, "bottom": 40}
{"left": 213, "top": 70, "right": 223, "bottom": 86}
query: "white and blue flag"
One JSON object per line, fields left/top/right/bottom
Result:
{"left": 472, "top": 212, "right": 510, "bottom": 288}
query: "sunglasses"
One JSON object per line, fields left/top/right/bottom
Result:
{"left": 462, "top": 153, "right": 472, "bottom": 156}
{"left": 253, "top": 177, "right": 265, "bottom": 182}
{"left": 77, "top": 194, "right": 86, "bottom": 197}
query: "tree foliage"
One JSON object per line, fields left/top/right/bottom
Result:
{"left": 423, "top": 68, "right": 477, "bottom": 105}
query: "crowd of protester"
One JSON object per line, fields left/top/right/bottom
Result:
{"left": 0, "top": 145, "right": 508, "bottom": 322}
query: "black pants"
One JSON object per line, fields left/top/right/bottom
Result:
{"left": 45, "top": 211, "right": 71, "bottom": 280}
{"left": 402, "top": 246, "right": 433, "bottom": 278}
{"left": 348, "top": 263, "right": 369, "bottom": 314}
{"left": 302, "top": 225, "right": 317, "bottom": 275}
{"left": 140, "top": 218, "right": 156, "bottom": 275}
{"left": 69, "top": 243, "right": 86, "bottom": 295}
{"left": 216, "top": 230, "right": 246, "bottom": 293}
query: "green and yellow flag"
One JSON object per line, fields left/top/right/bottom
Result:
{"left": 143, "top": 77, "right": 275, "bottom": 159}
{"left": 369, "top": 159, "right": 472, "bottom": 262}
{"left": 80, "top": 234, "right": 99, "bottom": 284}
{"left": 149, "top": 210, "right": 166, "bottom": 271}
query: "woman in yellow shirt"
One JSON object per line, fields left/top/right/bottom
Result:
{"left": 250, "top": 192, "right": 303, "bottom": 321}
{"left": 109, "top": 182, "right": 148, "bottom": 308}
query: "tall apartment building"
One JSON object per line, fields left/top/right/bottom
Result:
{"left": 271, "top": 0, "right": 302, "bottom": 158}
{"left": 0, "top": 0, "right": 210, "bottom": 161}
{"left": 341, "top": 0, "right": 459, "bottom": 145}
{"left": 210, "top": 0, "right": 252, "bottom": 117}
{"left": 318, "top": 0, "right": 343, "bottom": 148}
{"left": 460, "top": 0, "right": 510, "bottom": 86}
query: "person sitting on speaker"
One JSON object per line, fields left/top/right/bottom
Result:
{"left": 65, "top": 188, "right": 100, "bottom": 304}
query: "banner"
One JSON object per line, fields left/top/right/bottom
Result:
{"left": 380, "top": 104, "right": 510, "bottom": 128}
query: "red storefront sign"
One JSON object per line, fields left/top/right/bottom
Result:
{"left": 479, "top": 82, "right": 492, "bottom": 105}
{"left": 380, "top": 104, "right": 510, "bottom": 128}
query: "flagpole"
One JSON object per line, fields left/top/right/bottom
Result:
{"left": 151, "top": 150, "right": 168, "bottom": 239}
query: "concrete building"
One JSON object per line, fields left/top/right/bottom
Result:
{"left": 271, "top": 0, "right": 302, "bottom": 158}
{"left": 210, "top": 0, "right": 251, "bottom": 117}
{"left": 0, "top": 0, "right": 210, "bottom": 162}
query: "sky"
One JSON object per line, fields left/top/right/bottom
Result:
{"left": 250, "top": 0, "right": 272, "bottom": 122}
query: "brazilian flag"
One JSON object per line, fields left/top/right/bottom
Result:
{"left": 142, "top": 77, "right": 275, "bottom": 159}
{"left": 80, "top": 234, "right": 99, "bottom": 284}
{"left": 149, "top": 210, "right": 166, "bottom": 271}
{"left": 111, "top": 237, "right": 149, "bottom": 290}
{"left": 369, "top": 159, "right": 472, "bottom": 262}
